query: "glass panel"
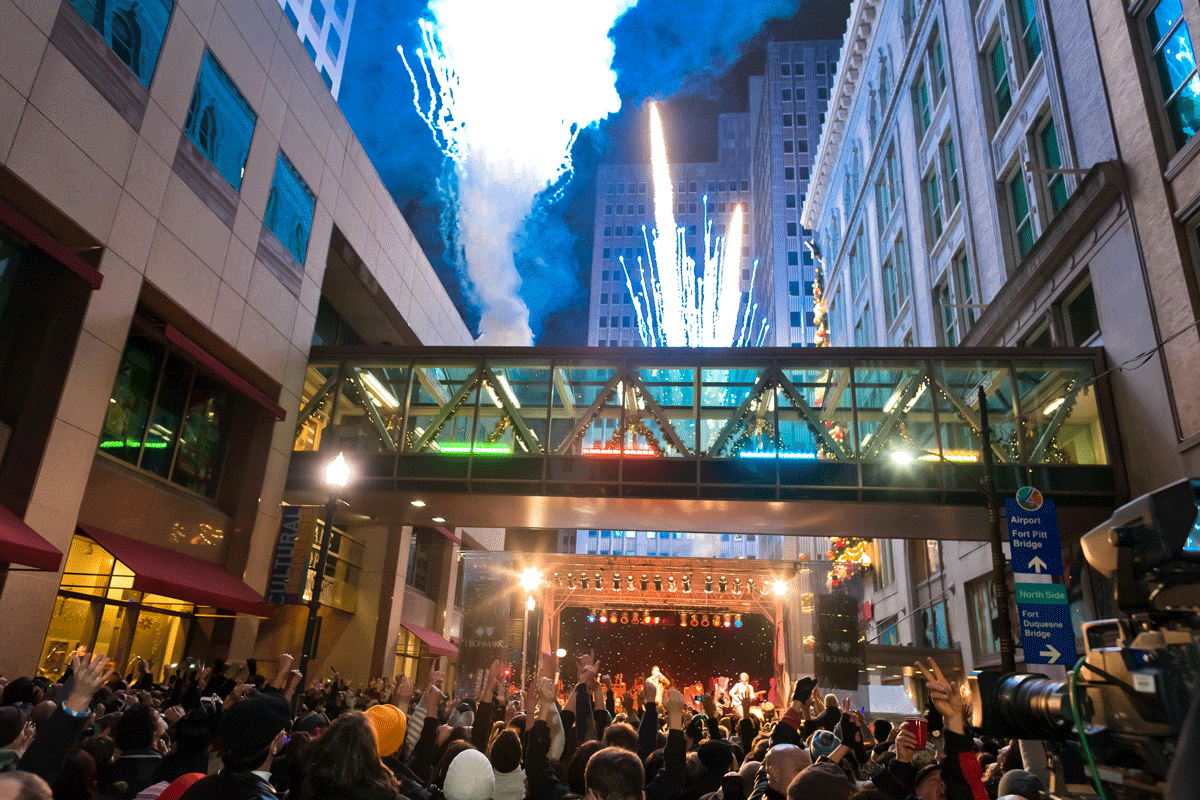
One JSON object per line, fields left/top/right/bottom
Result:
{"left": 92, "top": 603, "right": 127, "bottom": 665}
{"left": 295, "top": 363, "right": 340, "bottom": 451}
{"left": 1149, "top": 0, "right": 1184, "bottom": 43}
{"left": 126, "top": 609, "right": 188, "bottom": 682}
{"left": 631, "top": 367, "right": 695, "bottom": 456}
{"left": 991, "top": 41, "right": 1012, "bottom": 117}
{"left": 0, "top": 233, "right": 26, "bottom": 338}
{"left": 171, "top": 374, "right": 232, "bottom": 496}
{"left": 350, "top": 362, "right": 409, "bottom": 450}
{"left": 185, "top": 51, "right": 258, "bottom": 191}
{"left": 471, "top": 362, "right": 551, "bottom": 456}
{"left": 264, "top": 152, "right": 316, "bottom": 265}
{"left": 59, "top": 535, "right": 115, "bottom": 595}
{"left": 70, "top": 0, "right": 173, "bottom": 87}
{"left": 853, "top": 361, "right": 938, "bottom": 461}
{"left": 546, "top": 363, "right": 621, "bottom": 455}
{"left": 778, "top": 366, "right": 854, "bottom": 460}
{"left": 141, "top": 354, "right": 192, "bottom": 478}
{"left": 1166, "top": 73, "right": 1200, "bottom": 148}
{"left": 931, "top": 360, "right": 1019, "bottom": 463}
{"left": 1014, "top": 360, "right": 1105, "bottom": 465}
{"left": 1018, "top": 0, "right": 1041, "bottom": 63}
{"left": 100, "top": 334, "right": 164, "bottom": 464}
{"left": 1040, "top": 123, "right": 1068, "bottom": 214}
{"left": 38, "top": 596, "right": 95, "bottom": 678}
{"left": 405, "top": 363, "right": 481, "bottom": 453}
{"left": 1155, "top": 21, "right": 1197, "bottom": 94}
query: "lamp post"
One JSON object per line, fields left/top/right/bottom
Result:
{"left": 299, "top": 453, "right": 351, "bottom": 693}
{"left": 518, "top": 568, "right": 541, "bottom": 707}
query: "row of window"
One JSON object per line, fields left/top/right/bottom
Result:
{"left": 72, "top": 1, "right": 317, "bottom": 266}
{"left": 781, "top": 59, "right": 839, "bottom": 76}
{"left": 781, "top": 88, "right": 830, "bottom": 102}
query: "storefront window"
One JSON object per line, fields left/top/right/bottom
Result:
{"left": 100, "top": 326, "right": 233, "bottom": 498}
{"left": 39, "top": 535, "right": 193, "bottom": 681}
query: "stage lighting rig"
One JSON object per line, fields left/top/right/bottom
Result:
{"left": 655, "top": 575, "right": 663, "bottom": 591}
{"left": 599, "top": 611, "right": 607, "bottom": 623}
{"left": 734, "top": 614, "right": 743, "bottom": 627}
{"left": 613, "top": 573, "right": 621, "bottom": 590}
{"left": 719, "top": 576, "right": 727, "bottom": 593}
{"left": 704, "top": 575, "right": 713, "bottom": 593}
{"left": 701, "top": 613, "right": 710, "bottom": 626}
{"left": 682, "top": 576, "right": 691, "bottom": 593}
{"left": 641, "top": 574, "right": 649, "bottom": 591}
{"left": 620, "top": 612, "right": 629, "bottom": 624}
{"left": 733, "top": 577, "right": 742, "bottom": 595}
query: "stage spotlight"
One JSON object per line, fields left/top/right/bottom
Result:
{"left": 733, "top": 577, "right": 742, "bottom": 595}
{"left": 609, "top": 613, "right": 617, "bottom": 623}
{"left": 594, "top": 573, "right": 602, "bottom": 590}
{"left": 620, "top": 612, "right": 629, "bottom": 624}
{"left": 641, "top": 574, "right": 649, "bottom": 591}
{"left": 553, "top": 572, "right": 561, "bottom": 586}
{"left": 567, "top": 572, "right": 574, "bottom": 588}
{"left": 746, "top": 578, "right": 755, "bottom": 594}
{"left": 632, "top": 611, "right": 640, "bottom": 624}
{"left": 772, "top": 579, "right": 788, "bottom": 596}
{"left": 724, "top": 615, "right": 731, "bottom": 628}
{"left": 644, "top": 609, "right": 651, "bottom": 624}
{"left": 680, "top": 612, "right": 687, "bottom": 627}
{"left": 654, "top": 575, "right": 663, "bottom": 591}
{"left": 627, "top": 575, "right": 635, "bottom": 591}
{"left": 667, "top": 576, "right": 677, "bottom": 591}
{"left": 719, "top": 576, "right": 727, "bottom": 593}
{"left": 701, "top": 614, "right": 710, "bottom": 627}
{"left": 682, "top": 576, "right": 691, "bottom": 593}
{"left": 613, "top": 573, "right": 621, "bottom": 590}
{"left": 587, "top": 608, "right": 596, "bottom": 623}
{"left": 734, "top": 614, "right": 743, "bottom": 627}
{"left": 691, "top": 614, "right": 699, "bottom": 626}
{"left": 653, "top": 615, "right": 660, "bottom": 624}
{"left": 599, "top": 611, "right": 607, "bottom": 623}
{"left": 704, "top": 575, "right": 713, "bottom": 593}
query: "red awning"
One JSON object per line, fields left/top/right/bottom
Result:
{"left": 434, "top": 526, "right": 461, "bottom": 545}
{"left": 0, "top": 505, "right": 63, "bottom": 572}
{"left": 402, "top": 622, "right": 459, "bottom": 658}
{"left": 163, "top": 326, "right": 287, "bottom": 421}
{"left": 0, "top": 198, "right": 103, "bottom": 290}
{"left": 77, "top": 524, "right": 271, "bottom": 616}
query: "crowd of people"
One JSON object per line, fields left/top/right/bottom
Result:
{"left": 0, "top": 651, "right": 1049, "bottom": 800}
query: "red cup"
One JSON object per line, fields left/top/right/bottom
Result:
{"left": 905, "top": 716, "right": 929, "bottom": 750}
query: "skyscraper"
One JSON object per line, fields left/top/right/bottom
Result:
{"left": 750, "top": 40, "right": 843, "bottom": 347}
{"left": 278, "top": 0, "right": 356, "bottom": 98}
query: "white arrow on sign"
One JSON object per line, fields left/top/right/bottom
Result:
{"left": 1028, "top": 556, "right": 1048, "bottom": 573}
{"left": 1039, "top": 644, "right": 1061, "bottom": 663}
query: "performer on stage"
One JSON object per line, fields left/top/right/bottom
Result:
{"left": 728, "top": 672, "right": 756, "bottom": 716}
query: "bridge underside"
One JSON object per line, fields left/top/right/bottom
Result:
{"left": 286, "top": 345, "right": 1124, "bottom": 541}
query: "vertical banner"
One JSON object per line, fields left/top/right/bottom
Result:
{"left": 266, "top": 505, "right": 319, "bottom": 604}
{"left": 458, "top": 551, "right": 514, "bottom": 697}
{"left": 814, "top": 593, "right": 864, "bottom": 691}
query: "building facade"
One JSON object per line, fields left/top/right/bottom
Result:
{"left": 750, "top": 39, "right": 844, "bottom": 347}
{"left": 277, "top": 0, "right": 355, "bottom": 98}
{"left": 588, "top": 113, "right": 756, "bottom": 348}
{"left": 0, "top": 0, "right": 484, "bottom": 686}
{"left": 801, "top": 0, "right": 1200, "bottom": 676}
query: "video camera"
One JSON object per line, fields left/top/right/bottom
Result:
{"left": 968, "top": 478, "right": 1200, "bottom": 798}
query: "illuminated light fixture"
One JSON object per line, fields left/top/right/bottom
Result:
{"left": 566, "top": 572, "right": 575, "bottom": 588}
{"left": 599, "top": 611, "right": 607, "bottom": 623}
{"left": 432, "top": 517, "right": 446, "bottom": 523}
{"left": 890, "top": 450, "right": 914, "bottom": 465}
{"left": 437, "top": 442, "right": 512, "bottom": 455}
{"left": 882, "top": 389, "right": 903, "bottom": 414}
{"left": 737, "top": 451, "right": 818, "bottom": 459}
{"left": 581, "top": 445, "right": 657, "bottom": 456}
{"left": 519, "top": 568, "right": 542, "bottom": 593}
{"left": 410, "top": 500, "right": 426, "bottom": 507}
{"left": 556, "top": 648, "right": 567, "bottom": 658}
{"left": 620, "top": 612, "right": 629, "bottom": 624}
{"left": 632, "top": 611, "right": 640, "bottom": 624}
{"left": 1043, "top": 397, "right": 1066, "bottom": 416}
{"left": 587, "top": 610, "right": 596, "bottom": 623}
{"left": 361, "top": 372, "right": 399, "bottom": 408}
{"left": 653, "top": 615, "right": 660, "bottom": 624}
{"left": 704, "top": 575, "right": 713, "bottom": 593}
{"left": 627, "top": 574, "right": 636, "bottom": 590}
{"left": 496, "top": 373, "right": 522, "bottom": 409}
{"left": 667, "top": 575, "right": 677, "bottom": 591}
{"left": 723, "top": 615, "right": 731, "bottom": 628}
{"left": 592, "top": 572, "right": 600, "bottom": 590}
{"left": 746, "top": 578, "right": 755, "bottom": 594}
{"left": 700, "top": 614, "right": 710, "bottom": 627}
{"left": 680, "top": 612, "right": 688, "bottom": 627}
{"left": 682, "top": 575, "right": 691, "bottom": 593}
{"left": 718, "top": 576, "right": 727, "bottom": 593}
{"left": 903, "top": 382, "right": 927, "bottom": 413}
{"left": 690, "top": 614, "right": 699, "bottom": 626}
{"left": 734, "top": 614, "right": 743, "bottom": 628}
{"left": 552, "top": 572, "right": 562, "bottom": 587}
{"left": 526, "top": 595, "right": 536, "bottom": 611}
{"left": 733, "top": 578, "right": 742, "bottom": 595}
{"left": 772, "top": 579, "right": 788, "bottom": 597}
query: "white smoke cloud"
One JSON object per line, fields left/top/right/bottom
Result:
{"left": 403, "top": 0, "right": 636, "bottom": 345}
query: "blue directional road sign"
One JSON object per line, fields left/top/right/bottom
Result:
{"left": 1015, "top": 583, "right": 1078, "bottom": 666}
{"left": 1006, "top": 490, "right": 1063, "bottom": 576}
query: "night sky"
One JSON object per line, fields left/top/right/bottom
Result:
{"left": 339, "top": 1, "right": 851, "bottom": 344}
{"left": 558, "top": 607, "right": 775, "bottom": 693}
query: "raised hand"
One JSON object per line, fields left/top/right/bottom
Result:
{"left": 643, "top": 678, "right": 657, "bottom": 705}
{"left": 894, "top": 723, "right": 919, "bottom": 762}
{"left": 393, "top": 674, "right": 414, "bottom": 705}
{"left": 915, "top": 658, "right": 963, "bottom": 733}
{"left": 164, "top": 705, "right": 186, "bottom": 726}
{"left": 2, "top": 721, "right": 35, "bottom": 755}
{"left": 663, "top": 687, "right": 686, "bottom": 728}
{"left": 702, "top": 692, "right": 718, "bottom": 718}
{"left": 424, "top": 674, "right": 445, "bottom": 713}
{"left": 66, "top": 652, "right": 115, "bottom": 715}
{"left": 577, "top": 652, "right": 599, "bottom": 687}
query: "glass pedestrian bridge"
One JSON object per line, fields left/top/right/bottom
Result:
{"left": 286, "top": 346, "right": 1122, "bottom": 541}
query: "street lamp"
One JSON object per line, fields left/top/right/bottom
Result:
{"left": 299, "top": 453, "right": 350, "bottom": 694}
{"left": 518, "top": 568, "right": 542, "bottom": 704}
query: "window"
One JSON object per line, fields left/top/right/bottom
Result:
{"left": 184, "top": 52, "right": 257, "bottom": 192}
{"left": 781, "top": 63, "right": 791, "bottom": 75}
{"left": 930, "top": 31, "right": 947, "bottom": 100}
{"left": 264, "top": 152, "right": 317, "bottom": 265}
{"left": 990, "top": 38, "right": 1013, "bottom": 119}
{"left": 1009, "top": 170, "right": 1035, "bottom": 257}
{"left": 600, "top": 293, "right": 609, "bottom": 304}
{"left": 783, "top": 140, "right": 794, "bottom": 153}
{"left": 854, "top": 304, "right": 874, "bottom": 346}
{"left": 100, "top": 321, "right": 235, "bottom": 499}
{"left": 968, "top": 576, "right": 1002, "bottom": 659}
{"left": 954, "top": 250, "right": 977, "bottom": 330}
{"left": 327, "top": 26, "right": 342, "bottom": 60}
{"left": 598, "top": 317, "right": 607, "bottom": 328}
{"left": 787, "top": 251, "right": 799, "bottom": 266}
{"left": 937, "top": 280, "right": 957, "bottom": 346}
{"left": 1040, "top": 120, "right": 1069, "bottom": 214}
{"left": 817, "top": 88, "right": 827, "bottom": 100}
{"left": 790, "top": 311, "right": 803, "bottom": 328}
{"left": 939, "top": 136, "right": 961, "bottom": 211}
{"left": 876, "top": 540, "right": 895, "bottom": 587}
{"left": 1015, "top": 0, "right": 1042, "bottom": 66}
{"left": 789, "top": 281, "right": 801, "bottom": 296}
{"left": 882, "top": 237, "right": 911, "bottom": 324}
{"left": 310, "top": 0, "right": 326, "bottom": 27}
{"left": 923, "top": 168, "right": 944, "bottom": 240}
{"left": 741, "top": 180, "right": 749, "bottom": 191}
{"left": 920, "top": 601, "right": 950, "bottom": 649}
{"left": 798, "top": 113, "right": 807, "bottom": 127}
{"left": 875, "top": 145, "right": 899, "bottom": 229}
{"left": 795, "top": 63, "right": 805, "bottom": 76}
{"left": 877, "top": 616, "right": 900, "bottom": 645}
{"left": 850, "top": 227, "right": 868, "bottom": 291}
{"left": 817, "top": 62, "right": 826, "bottom": 74}
{"left": 604, "top": 205, "right": 613, "bottom": 215}
{"left": 787, "top": 222, "right": 798, "bottom": 236}
{"left": 785, "top": 167, "right": 795, "bottom": 180}
{"left": 914, "top": 71, "right": 931, "bottom": 135}
{"left": 406, "top": 529, "right": 433, "bottom": 596}
{"left": 782, "top": 89, "right": 792, "bottom": 101}
{"left": 1064, "top": 281, "right": 1101, "bottom": 344}
{"left": 783, "top": 114, "right": 793, "bottom": 127}
{"left": 71, "top": 0, "right": 172, "bottom": 88}
{"left": 602, "top": 270, "right": 610, "bottom": 280}
{"left": 334, "top": 0, "right": 349, "bottom": 18}
{"left": 804, "top": 280, "right": 814, "bottom": 296}
{"left": 797, "top": 140, "right": 808, "bottom": 153}
{"left": 785, "top": 194, "right": 797, "bottom": 208}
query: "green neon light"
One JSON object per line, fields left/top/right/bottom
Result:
{"left": 436, "top": 442, "right": 512, "bottom": 455}
{"left": 99, "top": 439, "right": 170, "bottom": 449}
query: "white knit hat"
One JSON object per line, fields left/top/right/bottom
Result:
{"left": 445, "top": 749, "right": 495, "bottom": 800}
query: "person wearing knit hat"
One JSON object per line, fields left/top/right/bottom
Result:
{"left": 808, "top": 729, "right": 841, "bottom": 760}
{"left": 679, "top": 739, "right": 736, "bottom": 800}
{"left": 178, "top": 694, "right": 291, "bottom": 800}
{"left": 786, "top": 761, "right": 852, "bottom": 800}
{"left": 996, "top": 768, "right": 1043, "bottom": 800}
{"left": 444, "top": 749, "right": 495, "bottom": 800}
{"left": 363, "top": 704, "right": 407, "bottom": 758}
{"left": 489, "top": 730, "right": 524, "bottom": 800}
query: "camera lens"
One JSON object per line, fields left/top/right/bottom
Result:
{"left": 971, "top": 671, "right": 1075, "bottom": 740}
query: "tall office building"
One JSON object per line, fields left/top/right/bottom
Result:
{"left": 588, "top": 113, "right": 756, "bottom": 347}
{"left": 278, "top": 0, "right": 356, "bottom": 98}
{"left": 750, "top": 40, "right": 843, "bottom": 347}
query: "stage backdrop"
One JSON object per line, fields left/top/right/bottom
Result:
{"left": 557, "top": 607, "right": 775, "bottom": 693}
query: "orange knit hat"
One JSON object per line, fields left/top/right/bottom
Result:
{"left": 364, "top": 703, "right": 408, "bottom": 758}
